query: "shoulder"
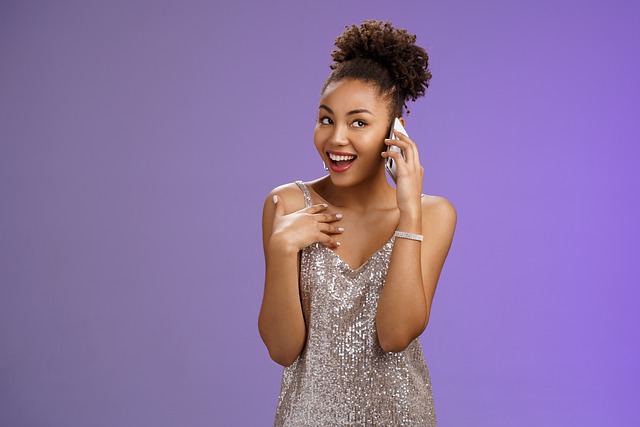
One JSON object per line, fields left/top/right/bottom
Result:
{"left": 263, "top": 181, "right": 308, "bottom": 216}
{"left": 420, "top": 195, "right": 457, "bottom": 232}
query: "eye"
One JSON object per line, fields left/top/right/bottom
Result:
{"left": 352, "top": 119, "right": 366, "bottom": 128}
{"left": 319, "top": 116, "right": 333, "bottom": 125}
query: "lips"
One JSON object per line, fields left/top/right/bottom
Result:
{"left": 327, "top": 151, "right": 357, "bottom": 172}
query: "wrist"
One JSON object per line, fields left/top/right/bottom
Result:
{"left": 397, "top": 210, "right": 422, "bottom": 234}
{"left": 398, "top": 199, "right": 421, "bottom": 217}
{"left": 394, "top": 230, "right": 423, "bottom": 242}
{"left": 268, "top": 233, "right": 300, "bottom": 257}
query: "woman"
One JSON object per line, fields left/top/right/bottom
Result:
{"left": 258, "top": 20, "right": 457, "bottom": 426}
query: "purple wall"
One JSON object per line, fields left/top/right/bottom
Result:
{"left": 1, "top": 1, "right": 638, "bottom": 425}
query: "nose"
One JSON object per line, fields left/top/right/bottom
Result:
{"left": 330, "top": 125, "right": 349, "bottom": 146}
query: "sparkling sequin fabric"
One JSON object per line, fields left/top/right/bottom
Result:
{"left": 273, "top": 181, "right": 437, "bottom": 426}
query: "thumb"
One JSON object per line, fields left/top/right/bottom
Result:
{"left": 272, "top": 194, "right": 284, "bottom": 216}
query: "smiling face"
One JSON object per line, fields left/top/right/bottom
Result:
{"left": 314, "top": 79, "right": 393, "bottom": 187}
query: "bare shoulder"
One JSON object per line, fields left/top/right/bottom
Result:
{"left": 421, "top": 195, "right": 457, "bottom": 233}
{"left": 261, "top": 182, "right": 308, "bottom": 249}
{"left": 263, "top": 182, "right": 307, "bottom": 216}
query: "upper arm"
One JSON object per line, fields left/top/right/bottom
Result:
{"left": 419, "top": 196, "right": 457, "bottom": 310}
{"left": 261, "top": 189, "right": 279, "bottom": 256}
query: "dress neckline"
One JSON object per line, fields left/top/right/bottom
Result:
{"left": 295, "top": 180, "right": 399, "bottom": 272}
{"left": 317, "top": 235, "right": 395, "bottom": 273}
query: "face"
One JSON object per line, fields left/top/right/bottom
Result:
{"left": 314, "top": 79, "right": 392, "bottom": 187}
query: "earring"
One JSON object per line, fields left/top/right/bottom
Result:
{"left": 323, "top": 161, "right": 328, "bottom": 171}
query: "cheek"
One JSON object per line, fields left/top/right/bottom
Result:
{"left": 313, "top": 128, "right": 324, "bottom": 153}
{"left": 361, "top": 132, "right": 387, "bottom": 155}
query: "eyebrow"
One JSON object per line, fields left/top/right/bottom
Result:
{"left": 319, "top": 104, "right": 375, "bottom": 116}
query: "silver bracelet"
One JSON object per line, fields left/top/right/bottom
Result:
{"left": 394, "top": 230, "right": 424, "bottom": 242}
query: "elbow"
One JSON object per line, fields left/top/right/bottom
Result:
{"left": 269, "top": 349, "right": 299, "bottom": 367}
{"left": 259, "top": 323, "right": 302, "bottom": 367}
{"left": 421, "top": 311, "right": 431, "bottom": 332}
{"left": 379, "top": 337, "right": 412, "bottom": 353}
{"left": 378, "top": 313, "right": 431, "bottom": 353}
{"left": 377, "top": 328, "right": 417, "bottom": 353}
{"left": 258, "top": 320, "right": 304, "bottom": 367}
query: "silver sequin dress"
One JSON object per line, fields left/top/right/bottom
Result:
{"left": 273, "top": 181, "right": 437, "bottom": 426}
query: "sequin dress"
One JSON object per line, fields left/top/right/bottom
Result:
{"left": 273, "top": 181, "right": 437, "bottom": 426}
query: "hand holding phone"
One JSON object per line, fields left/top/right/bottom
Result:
{"left": 384, "top": 118, "right": 408, "bottom": 183}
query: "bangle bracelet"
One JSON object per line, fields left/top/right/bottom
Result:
{"left": 394, "top": 230, "right": 424, "bottom": 242}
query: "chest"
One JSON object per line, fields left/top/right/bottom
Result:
{"left": 326, "top": 207, "right": 399, "bottom": 271}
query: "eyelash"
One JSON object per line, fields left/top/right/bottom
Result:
{"left": 318, "top": 117, "right": 367, "bottom": 128}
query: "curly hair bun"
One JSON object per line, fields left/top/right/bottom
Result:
{"left": 329, "top": 20, "right": 431, "bottom": 110}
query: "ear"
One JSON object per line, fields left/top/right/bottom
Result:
{"left": 398, "top": 117, "right": 406, "bottom": 128}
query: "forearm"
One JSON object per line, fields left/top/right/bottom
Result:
{"left": 258, "top": 241, "right": 307, "bottom": 366}
{"left": 376, "top": 211, "right": 429, "bottom": 352}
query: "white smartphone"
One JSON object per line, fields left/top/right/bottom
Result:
{"left": 385, "top": 118, "right": 408, "bottom": 183}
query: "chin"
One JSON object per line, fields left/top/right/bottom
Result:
{"left": 328, "top": 172, "right": 376, "bottom": 189}
{"left": 327, "top": 172, "right": 356, "bottom": 187}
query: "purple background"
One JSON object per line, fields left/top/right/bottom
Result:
{"left": 1, "top": 1, "right": 639, "bottom": 426}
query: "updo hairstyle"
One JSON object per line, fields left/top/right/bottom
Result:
{"left": 322, "top": 20, "right": 432, "bottom": 118}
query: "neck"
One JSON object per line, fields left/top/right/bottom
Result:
{"left": 314, "top": 166, "right": 396, "bottom": 211}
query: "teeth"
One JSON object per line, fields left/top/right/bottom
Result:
{"left": 328, "top": 153, "right": 356, "bottom": 162}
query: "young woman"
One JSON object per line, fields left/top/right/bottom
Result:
{"left": 258, "top": 20, "right": 457, "bottom": 426}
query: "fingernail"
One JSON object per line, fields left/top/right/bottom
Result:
{"left": 273, "top": 195, "right": 278, "bottom": 204}
{"left": 336, "top": 241, "right": 341, "bottom": 246}
{"left": 338, "top": 227, "right": 344, "bottom": 232}
{"left": 336, "top": 213, "right": 343, "bottom": 219}
{"left": 322, "top": 203, "right": 328, "bottom": 208}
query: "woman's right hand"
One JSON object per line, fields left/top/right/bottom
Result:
{"left": 270, "top": 195, "right": 343, "bottom": 252}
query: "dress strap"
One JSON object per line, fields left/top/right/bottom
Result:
{"left": 295, "top": 180, "right": 313, "bottom": 208}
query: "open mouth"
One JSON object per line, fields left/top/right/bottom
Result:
{"left": 327, "top": 152, "right": 357, "bottom": 170}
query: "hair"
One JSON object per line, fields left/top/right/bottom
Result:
{"left": 322, "top": 20, "right": 432, "bottom": 118}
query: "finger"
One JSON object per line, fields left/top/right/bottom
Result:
{"left": 317, "top": 233, "right": 341, "bottom": 249}
{"left": 319, "top": 223, "right": 345, "bottom": 234}
{"left": 385, "top": 136, "right": 423, "bottom": 168}
{"left": 392, "top": 128, "right": 415, "bottom": 145}
{"left": 273, "top": 194, "right": 285, "bottom": 217}
{"left": 412, "top": 144, "right": 421, "bottom": 166}
{"left": 302, "top": 203, "right": 329, "bottom": 214}
{"left": 398, "top": 134, "right": 421, "bottom": 166}
{"left": 381, "top": 149, "right": 404, "bottom": 163}
{"left": 315, "top": 212, "right": 343, "bottom": 223}
{"left": 382, "top": 150, "right": 419, "bottom": 181}
{"left": 385, "top": 130, "right": 415, "bottom": 148}
{"left": 395, "top": 131, "right": 423, "bottom": 166}
{"left": 388, "top": 129, "right": 417, "bottom": 151}
{"left": 385, "top": 138, "right": 415, "bottom": 164}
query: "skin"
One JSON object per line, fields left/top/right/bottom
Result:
{"left": 258, "top": 78, "right": 457, "bottom": 366}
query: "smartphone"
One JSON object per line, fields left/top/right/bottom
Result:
{"left": 384, "top": 118, "right": 408, "bottom": 183}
